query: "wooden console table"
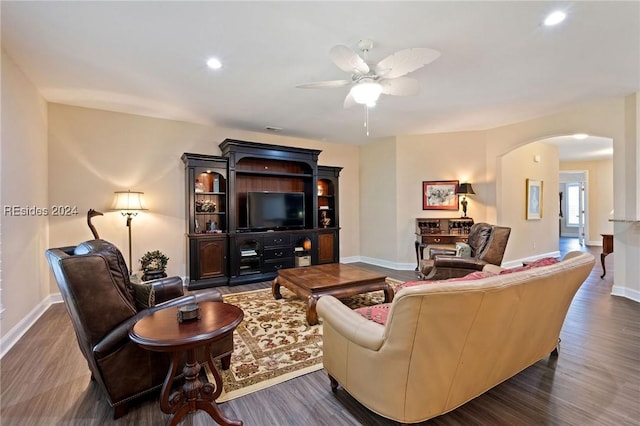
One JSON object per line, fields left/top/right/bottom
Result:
{"left": 600, "top": 234, "right": 613, "bottom": 278}
{"left": 414, "top": 217, "right": 474, "bottom": 270}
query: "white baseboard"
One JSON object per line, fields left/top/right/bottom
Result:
{"left": 0, "top": 294, "right": 62, "bottom": 359}
{"left": 343, "top": 255, "right": 416, "bottom": 271}
{"left": 611, "top": 285, "right": 640, "bottom": 303}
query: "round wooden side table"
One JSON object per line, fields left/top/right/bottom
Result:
{"left": 129, "top": 301, "right": 243, "bottom": 426}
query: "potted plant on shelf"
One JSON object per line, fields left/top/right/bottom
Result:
{"left": 139, "top": 250, "right": 169, "bottom": 281}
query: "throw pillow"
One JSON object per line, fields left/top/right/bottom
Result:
{"left": 130, "top": 282, "right": 155, "bottom": 310}
{"left": 455, "top": 242, "right": 471, "bottom": 257}
{"left": 355, "top": 303, "right": 392, "bottom": 325}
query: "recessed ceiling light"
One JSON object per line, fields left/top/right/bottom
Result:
{"left": 544, "top": 11, "right": 566, "bottom": 26}
{"left": 573, "top": 133, "right": 589, "bottom": 140}
{"left": 206, "top": 57, "right": 222, "bottom": 70}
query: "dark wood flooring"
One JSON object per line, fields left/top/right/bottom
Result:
{"left": 1, "top": 239, "right": 638, "bottom": 425}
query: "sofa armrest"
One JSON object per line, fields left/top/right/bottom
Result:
{"left": 93, "top": 290, "right": 223, "bottom": 358}
{"left": 433, "top": 255, "right": 488, "bottom": 271}
{"left": 316, "top": 296, "right": 385, "bottom": 351}
{"left": 148, "top": 276, "right": 184, "bottom": 303}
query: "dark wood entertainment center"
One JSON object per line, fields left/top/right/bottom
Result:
{"left": 182, "top": 139, "right": 341, "bottom": 289}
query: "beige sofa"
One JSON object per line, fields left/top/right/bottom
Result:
{"left": 316, "top": 251, "right": 595, "bottom": 424}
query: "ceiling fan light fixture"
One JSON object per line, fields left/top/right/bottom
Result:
{"left": 544, "top": 11, "right": 566, "bottom": 26}
{"left": 350, "top": 81, "right": 383, "bottom": 106}
{"left": 206, "top": 57, "right": 222, "bottom": 70}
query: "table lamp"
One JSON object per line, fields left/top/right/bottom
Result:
{"left": 112, "top": 190, "right": 147, "bottom": 273}
{"left": 456, "top": 183, "right": 475, "bottom": 218}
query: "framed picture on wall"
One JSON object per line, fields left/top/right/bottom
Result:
{"left": 422, "top": 180, "right": 459, "bottom": 210}
{"left": 526, "top": 179, "right": 543, "bottom": 220}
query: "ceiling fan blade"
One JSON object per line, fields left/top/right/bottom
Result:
{"left": 375, "top": 48, "right": 440, "bottom": 79}
{"left": 380, "top": 77, "right": 420, "bottom": 96}
{"left": 296, "top": 80, "right": 351, "bottom": 89}
{"left": 343, "top": 91, "right": 357, "bottom": 109}
{"left": 330, "top": 45, "right": 369, "bottom": 74}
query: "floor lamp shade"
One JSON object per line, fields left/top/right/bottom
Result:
{"left": 112, "top": 190, "right": 147, "bottom": 273}
{"left": 112, "top": 190, "right": 146, "bottom": 211}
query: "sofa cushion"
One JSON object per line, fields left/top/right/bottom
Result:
{"left": 500, "top": 257, "right": 559, "bottom": 274}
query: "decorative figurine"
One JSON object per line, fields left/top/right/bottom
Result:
{"left": 321, "top": 211, "right": 331, "bottom": 228}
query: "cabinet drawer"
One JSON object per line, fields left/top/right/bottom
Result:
{"left": 263, "top": 258, "right": 295, "bottom": 273}
{"left": 422, "top": 235, "right": 453, "bottom": 244}
{"left": 263, "top": 247, "right": 292, "bottom": 261}
{"left": 451, "top": 236, "right": 469, "bottom": 243}
{"left": 263, "top": 234, "right": 290, "bottom": 247}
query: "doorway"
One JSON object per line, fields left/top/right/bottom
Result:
{"left": 559, "top": 171, "right": 587, "bottom": 246}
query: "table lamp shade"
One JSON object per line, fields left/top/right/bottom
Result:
{"left": 457, "top": 183, "right": 476, "bottom": 195}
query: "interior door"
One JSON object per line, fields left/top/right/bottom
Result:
{"left": 578, "top": 182, "right": 586, "bottom": 245}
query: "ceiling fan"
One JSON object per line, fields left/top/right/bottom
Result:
{"left": 297, "top": 39, "right": 441, "bottom": 109}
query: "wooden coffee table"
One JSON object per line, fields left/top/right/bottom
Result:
{"left": 129, "top": 302, "right": 243, "bottom": 426}
{"left": 272, "top": 263, "right": 393, "bottom": 325}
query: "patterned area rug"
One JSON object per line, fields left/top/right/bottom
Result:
{"left": 209, "top": 277, "right": 404, "bottom": 402}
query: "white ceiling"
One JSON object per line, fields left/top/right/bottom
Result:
{"left": 543, "top": 134, "right": 613, "bottom": 162}
{"left": 2, "top": 1, "right": 638, "bottom": 161}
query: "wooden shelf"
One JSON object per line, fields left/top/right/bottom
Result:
{"left": 236, "top": 170, "right": 313, "bottom": 178}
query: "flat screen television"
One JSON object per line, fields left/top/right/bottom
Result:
{"left": 247, "top": 191, "right": 305, "bottom": 231}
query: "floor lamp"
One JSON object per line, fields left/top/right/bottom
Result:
{"left": 112, "top": 190, "right": 147, "bottom": 273}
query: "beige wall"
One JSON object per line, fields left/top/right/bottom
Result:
{"left": 485, "top": 95, "right": 637, "bottom": 300}
{"left": 47, "top": 104, "right": 361, "bottom": 282}
{"left": 395, "top": 132, "right": 488, "bottom": 267}
{"left": 1, "top": 50, "right": 50, "bottom": 338}
{"left": 359, "top": 130, "right": 490, "bottom": 269}
{"left": 560, "top": 159, "right": 614, "bottom": 244}
{"left": 613, "top": 93, "right": 640, "bottom": 300}
{"left": 359, "top": 138, "right": 398, "bottom": 266}
{"left": 500, "top": 142, "right": 559, "bottom": 261}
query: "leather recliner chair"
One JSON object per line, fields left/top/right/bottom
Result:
{"left": 419, "top": 223, "right": 511, "bottom": 280}
{"left": 45, "top": 239, "right": 231, "bottom": 418}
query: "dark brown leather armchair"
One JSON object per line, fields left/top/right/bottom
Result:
{"left": 419, "top": 223, "right": 511, "bottom": 280}
{"left": 45, "top": 239, "right": 231, "bottom": 418}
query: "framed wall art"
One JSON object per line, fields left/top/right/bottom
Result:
{"left": 422, "top": 180, "right": 459, "bottom": 210}
{"left": 526, "top": 179, "right": 543, "bottom": 220}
